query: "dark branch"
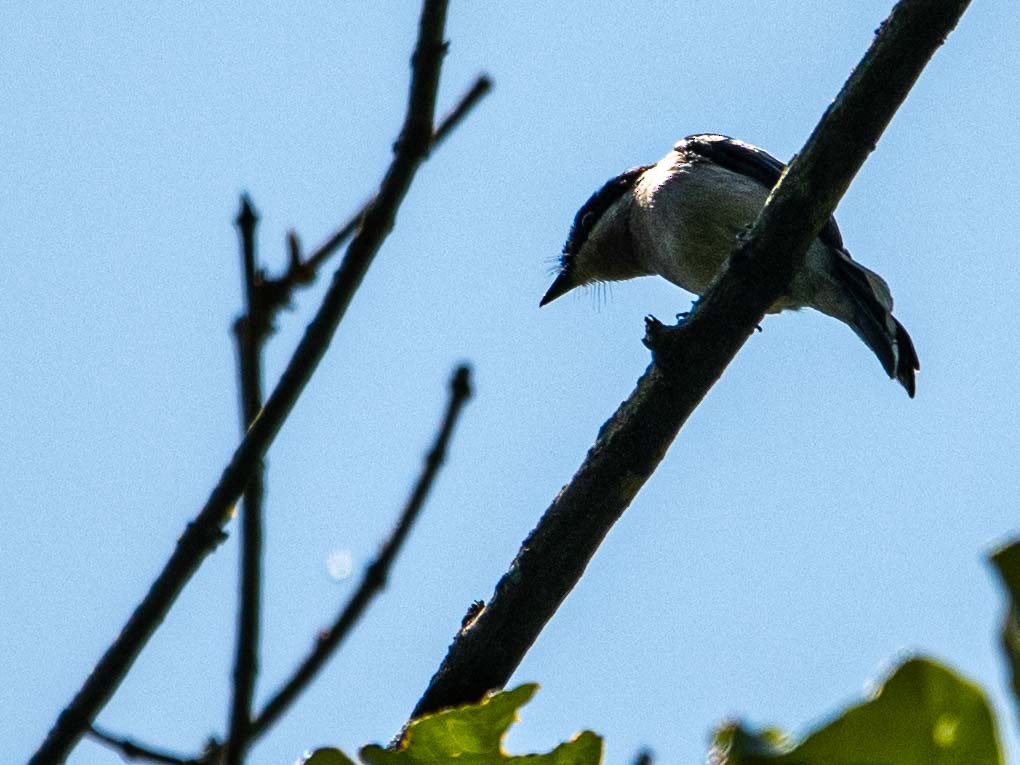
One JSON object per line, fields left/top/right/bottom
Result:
{"left": 226, "top": 194, "right": 266, "bottom": 765}
{"left": 243, "top": 364, "right": 472, "bottom": 744}
{"left": 87, "top": 725, "right": 198, "bottom": 765}
{"left": 410, "top": 0, "right": 971, "bottom": 719}
{"left": 30, "top": 2, "right": 452, "bottom": 761}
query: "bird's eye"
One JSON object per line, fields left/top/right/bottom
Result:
{"left": 580, "top": 212, "right": 595, "bottom": 230}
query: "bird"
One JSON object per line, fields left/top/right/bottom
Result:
{"left": 540, "top": 133, "right": 919, "bottom": 397}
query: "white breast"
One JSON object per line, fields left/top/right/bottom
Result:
{"left": 631, "top": 153, "right": 770, "bottom": 295}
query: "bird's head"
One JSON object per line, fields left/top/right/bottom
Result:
{"left": 541, "top": 164, "right": 653, "bottom": 306}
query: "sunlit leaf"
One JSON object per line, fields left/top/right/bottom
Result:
{"left": 712, "top": 657, "right": 1001, "bottom": 765}
{"left": 360, "top": 684, "right": 602, "bottom": 764}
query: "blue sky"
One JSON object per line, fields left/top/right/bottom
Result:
{"left": 3, "top": 2, "right": 1019, "bottom": 763}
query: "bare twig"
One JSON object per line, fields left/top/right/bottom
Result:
{"left": 30, "top": 2, "right": 452, "bottom": 761}
{"left": 243, "top": 364, "right": 472, "bottom": 745}
{"left": 87, "top": 725, "right": 196, "bottom": 765}
{"left": 410, "top": 0, "right": 970, "bottom": 719}
{"left": 265, "top": 74, "right": 492, "bottom": 312}
{"left": 226, "top": 194, "right": 266, "bottom": 765}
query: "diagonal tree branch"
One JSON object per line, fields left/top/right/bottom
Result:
{"left": 410, "top": 0, "right": 971, "bottom": 720}
{"left": 30, "top": 2, "right": 452, "bottom": 761}
{"left": 225, "top": 194, "right": 266, "bottom": 765}
{"left": 239, "top": 364, "right": 473, "bottom": 749}
{"left": 221, "top": 74, "right": 490, "bottom": 761}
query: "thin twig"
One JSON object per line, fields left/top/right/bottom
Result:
{"left": 87, "top": 725, "right": 196, "bottom": 765}
{"left": 243, "top": 364, "right": 472, "bottom": 745}
{"left": 30, "top": 3, "right": 452, "bottom": 761}
{"left": 226, "top": 194, "right": 266, "bottom": 765}
{"left": 410, "top": 0, "right": 971, "bottom": 720}
{"left": 631, "top": 749, "right": 653, "bottom": 765}
{"left": 268, "top": 74, "right": 492, "bottom": 305}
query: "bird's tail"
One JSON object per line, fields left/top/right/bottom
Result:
{"left": 830, "top": 254, "right": 920, "bottom": 397}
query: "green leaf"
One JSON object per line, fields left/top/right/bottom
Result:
{"left": 299, "top": 749, "right": 358, "bottom": 765}
{"left": 712, "top": 657, "right": 1002, "bottom": 765}
{"left": 990, "top": 540, "right": 1020, "bottom": 604}
{"left": 990, "top": 539, "right": 1020, "bottom": 712}
{"left": 359, "top": 684, "right": 602, "bottom": 765}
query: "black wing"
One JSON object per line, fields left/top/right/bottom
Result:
{"left": 678, "top": 134, "right": 845, "bottom": 251}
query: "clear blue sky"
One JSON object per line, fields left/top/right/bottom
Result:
{"left": 3, "top": 2, "right": 1018, "bottom": 763}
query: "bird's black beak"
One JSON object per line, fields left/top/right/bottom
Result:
{"left": 540, "top": 270, "right": 576, "bottom": 306}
